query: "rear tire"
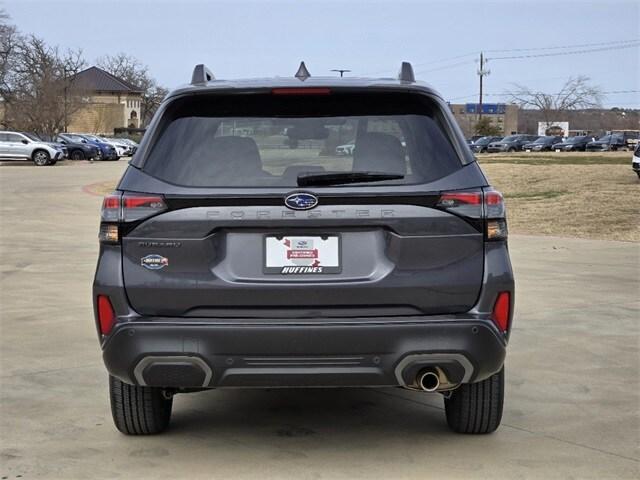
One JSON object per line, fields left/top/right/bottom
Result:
{"left": 109, "top": 375, "right": 173, "bottom": 435}
{"left": 71, "top": 150, "right": 85, "bottom": 160}
{"left": 444, "top": 368, "right": 504, "bottom": 434}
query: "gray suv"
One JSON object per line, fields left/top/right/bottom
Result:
{"left": 0, "top": 131, "right": 65, "bottom": 165}
{"left": 93, "top": 62, "right": 515, "bottom": 435}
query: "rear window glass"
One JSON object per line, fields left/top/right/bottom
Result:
{"left": 142, "top": 92, "right": 463, "bottom": 188}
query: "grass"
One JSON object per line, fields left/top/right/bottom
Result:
{"left": 478, "top": 151, "right": 631, "bottom": 165}
{"left": 480, "top": 153, "right": 639, "bottom": 242}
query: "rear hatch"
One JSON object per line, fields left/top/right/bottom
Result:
{"left": 115, "top": 89, "right": 489, "bottom": 318}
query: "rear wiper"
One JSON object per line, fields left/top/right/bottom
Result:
{"left": 297, "top": 171, "right": 404, "bottom": 187}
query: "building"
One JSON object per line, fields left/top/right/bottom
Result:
{"left": 449, "top": 103, "right": 519, "bottom": 138}
{"left": 68, "top": 66, "right": 144, "bottom": 135}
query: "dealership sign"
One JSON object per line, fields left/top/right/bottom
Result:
{"left": 538, "top": 121, "right": 569, "bottom": 137}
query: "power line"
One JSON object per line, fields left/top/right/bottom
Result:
{"left": 488, "top": 42, "right": 639, "bottom": 60}
{"left": 361, "top": 38, "right": 639, "bottom": 76}
{"left": 485, "top": 38, "right": 639, "bottom": 54}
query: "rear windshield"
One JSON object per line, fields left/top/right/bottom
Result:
{"left": 141, "top": 92, "right": 463, "bottom": 188}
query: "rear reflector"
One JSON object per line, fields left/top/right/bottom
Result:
{"left": 271, "top": 87, "right": 331, "bottom": 95}
{"left": 492, "top": 292, "right": 511, "bottom": 332}
{"left": 97, "top": 295, "right": 116, "bottom": 335}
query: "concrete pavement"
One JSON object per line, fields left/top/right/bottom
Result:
{"left": 1, "top": 160, "right": 638, "bottom": 479}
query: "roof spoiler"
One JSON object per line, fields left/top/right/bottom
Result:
{"left": 191, "top": 64, "right": 214, "bottom": 85}
{"left": 398, "top": 62, "right": 415, "bottom": 83}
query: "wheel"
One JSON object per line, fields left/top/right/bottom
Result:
{"left": 507, "top": 147, "right": 516, "bottom": 152}
{"left": 71, "top": 150, "right": 85, "bottom": 160}
{"left": 32, "top": 150, "right": 50, "bottom": 166}
{"left": 444, "top": 368, "right": 504, "bottom": 434}
{"left": 109, "top": 375, "right": 173, "bottom": 435}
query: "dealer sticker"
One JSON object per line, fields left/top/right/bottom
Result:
{"left": 141, "top": 254, "right": 169, "bottom": 270}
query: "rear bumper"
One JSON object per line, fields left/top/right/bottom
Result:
{"left": 102, "top": 317, "right": 507, "bottom": 389}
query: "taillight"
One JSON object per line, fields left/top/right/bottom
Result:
{"left": 491, "top": 291, "right": 511, "bottom": 332}
{"left": 436, "top": 191, "right": 483, "bottom": 218}
{"left": 483, "top": 189, "right": 507, "bottom": 241}
{"left": 436, "top": 188, "right": 507, "bottom": 241}
{"left": 122, "top": 195, "right": 166, "bottom": 221}
{"left": 99, "top": 192, "right": 166, "bottom": 244}
{"left": 97, "top": 295, "right": 116, "bottom": 335}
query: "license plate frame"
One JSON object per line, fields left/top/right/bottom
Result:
{"left": 264, "top": 234, "right": 342, "bottom": 274}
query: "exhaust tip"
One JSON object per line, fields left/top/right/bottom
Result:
{"left": 418, "top": 369, "right": 440, "bottom": 392}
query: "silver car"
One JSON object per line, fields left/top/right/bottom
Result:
{"left": 0, "top": 131, "right": 65, "bottom": 166}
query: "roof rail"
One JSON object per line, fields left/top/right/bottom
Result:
{"left": 295, "top": 61, "right": 311, "bottom": 81}
{"left": 398, "top": 61, "right": 415, "bottom": 83}
{"left": 191, "top": 64, "right": 214, "bottom": 85}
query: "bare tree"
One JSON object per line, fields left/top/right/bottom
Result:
{"left": 506, "top": 76, "right": 604, "bottom": 124}
{"left": 0, "top": 9, "right": 19, "bottom": 106}
{"left": 97, "top": 53, "right": 167, "bottom": 126}
{"left": 0, "top": 23, "right": 86, "bottom": 136}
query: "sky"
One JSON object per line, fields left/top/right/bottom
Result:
{"left": 4, "top": 0, "right": 640, "bottom": 108}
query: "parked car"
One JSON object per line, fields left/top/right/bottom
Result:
{"left": 633, "top": 144, "right": 640, "bottom": 179}
{"left": 55, "top": 133, "right": 100, "bottom": 160}
{"left": 94, "top": 62, "right": 514, "bottom": 435}
{"left": 609, "top": 130, "right": 640, "bottom": 150}
{"left": 553, "top": 135, "right": 595, "bottom": 152}
{"left": 98, "top": 136, "right": 132, "bottom": 157}
{"left": 486, "top": 134, "right": 539, "bottom": 152}
{"left": 522, "top": 136, "right": 564, "bottom": 152}
{"left": 470, "top": 136, "right": 502, "bottom": 153}
{"left": 77, "top": 134, "right": 119, "bottom": 160}
{"left": 21, "top": 132, "right": 68, "bottom": 159}
{"left": 116, "top": 138, "right": 139, "bottom": 155}
{"left": 0, "top": 130, "right": 64, "bottom": 166}
{"left": 335, "top": 141, "right": 355, "bottom": 156}
{"left": 586, "top": 134, "right": 626, "bottom": 152}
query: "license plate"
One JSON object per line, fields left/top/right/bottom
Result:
{"left": 265, "top": 235, "right": 341, "bottom": 274}
{"left": 555, "top": 149, "right": 561, "bottom": 152}
{"left": 525, "top": 149, "right": 531, "bottom": 152}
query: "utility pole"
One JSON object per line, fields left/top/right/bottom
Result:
{"left": 331, "top": 69, "right": 351, "bottom": 77}
{"left": 477, "top": 52, "right": 490, "bottom": 122}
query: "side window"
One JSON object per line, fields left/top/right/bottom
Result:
{"left": 6, "top": 133, "right": 23, "bottom": 143}
{"left": 0, "top": 134, "right": 7, "bottom": 142}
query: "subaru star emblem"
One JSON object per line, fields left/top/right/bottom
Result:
{"left": 285, "top": 192, "right": 318, "bottom": 210}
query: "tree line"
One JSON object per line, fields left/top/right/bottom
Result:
{"left": 0, "top": 10, "right": 167, "bottom": 137}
